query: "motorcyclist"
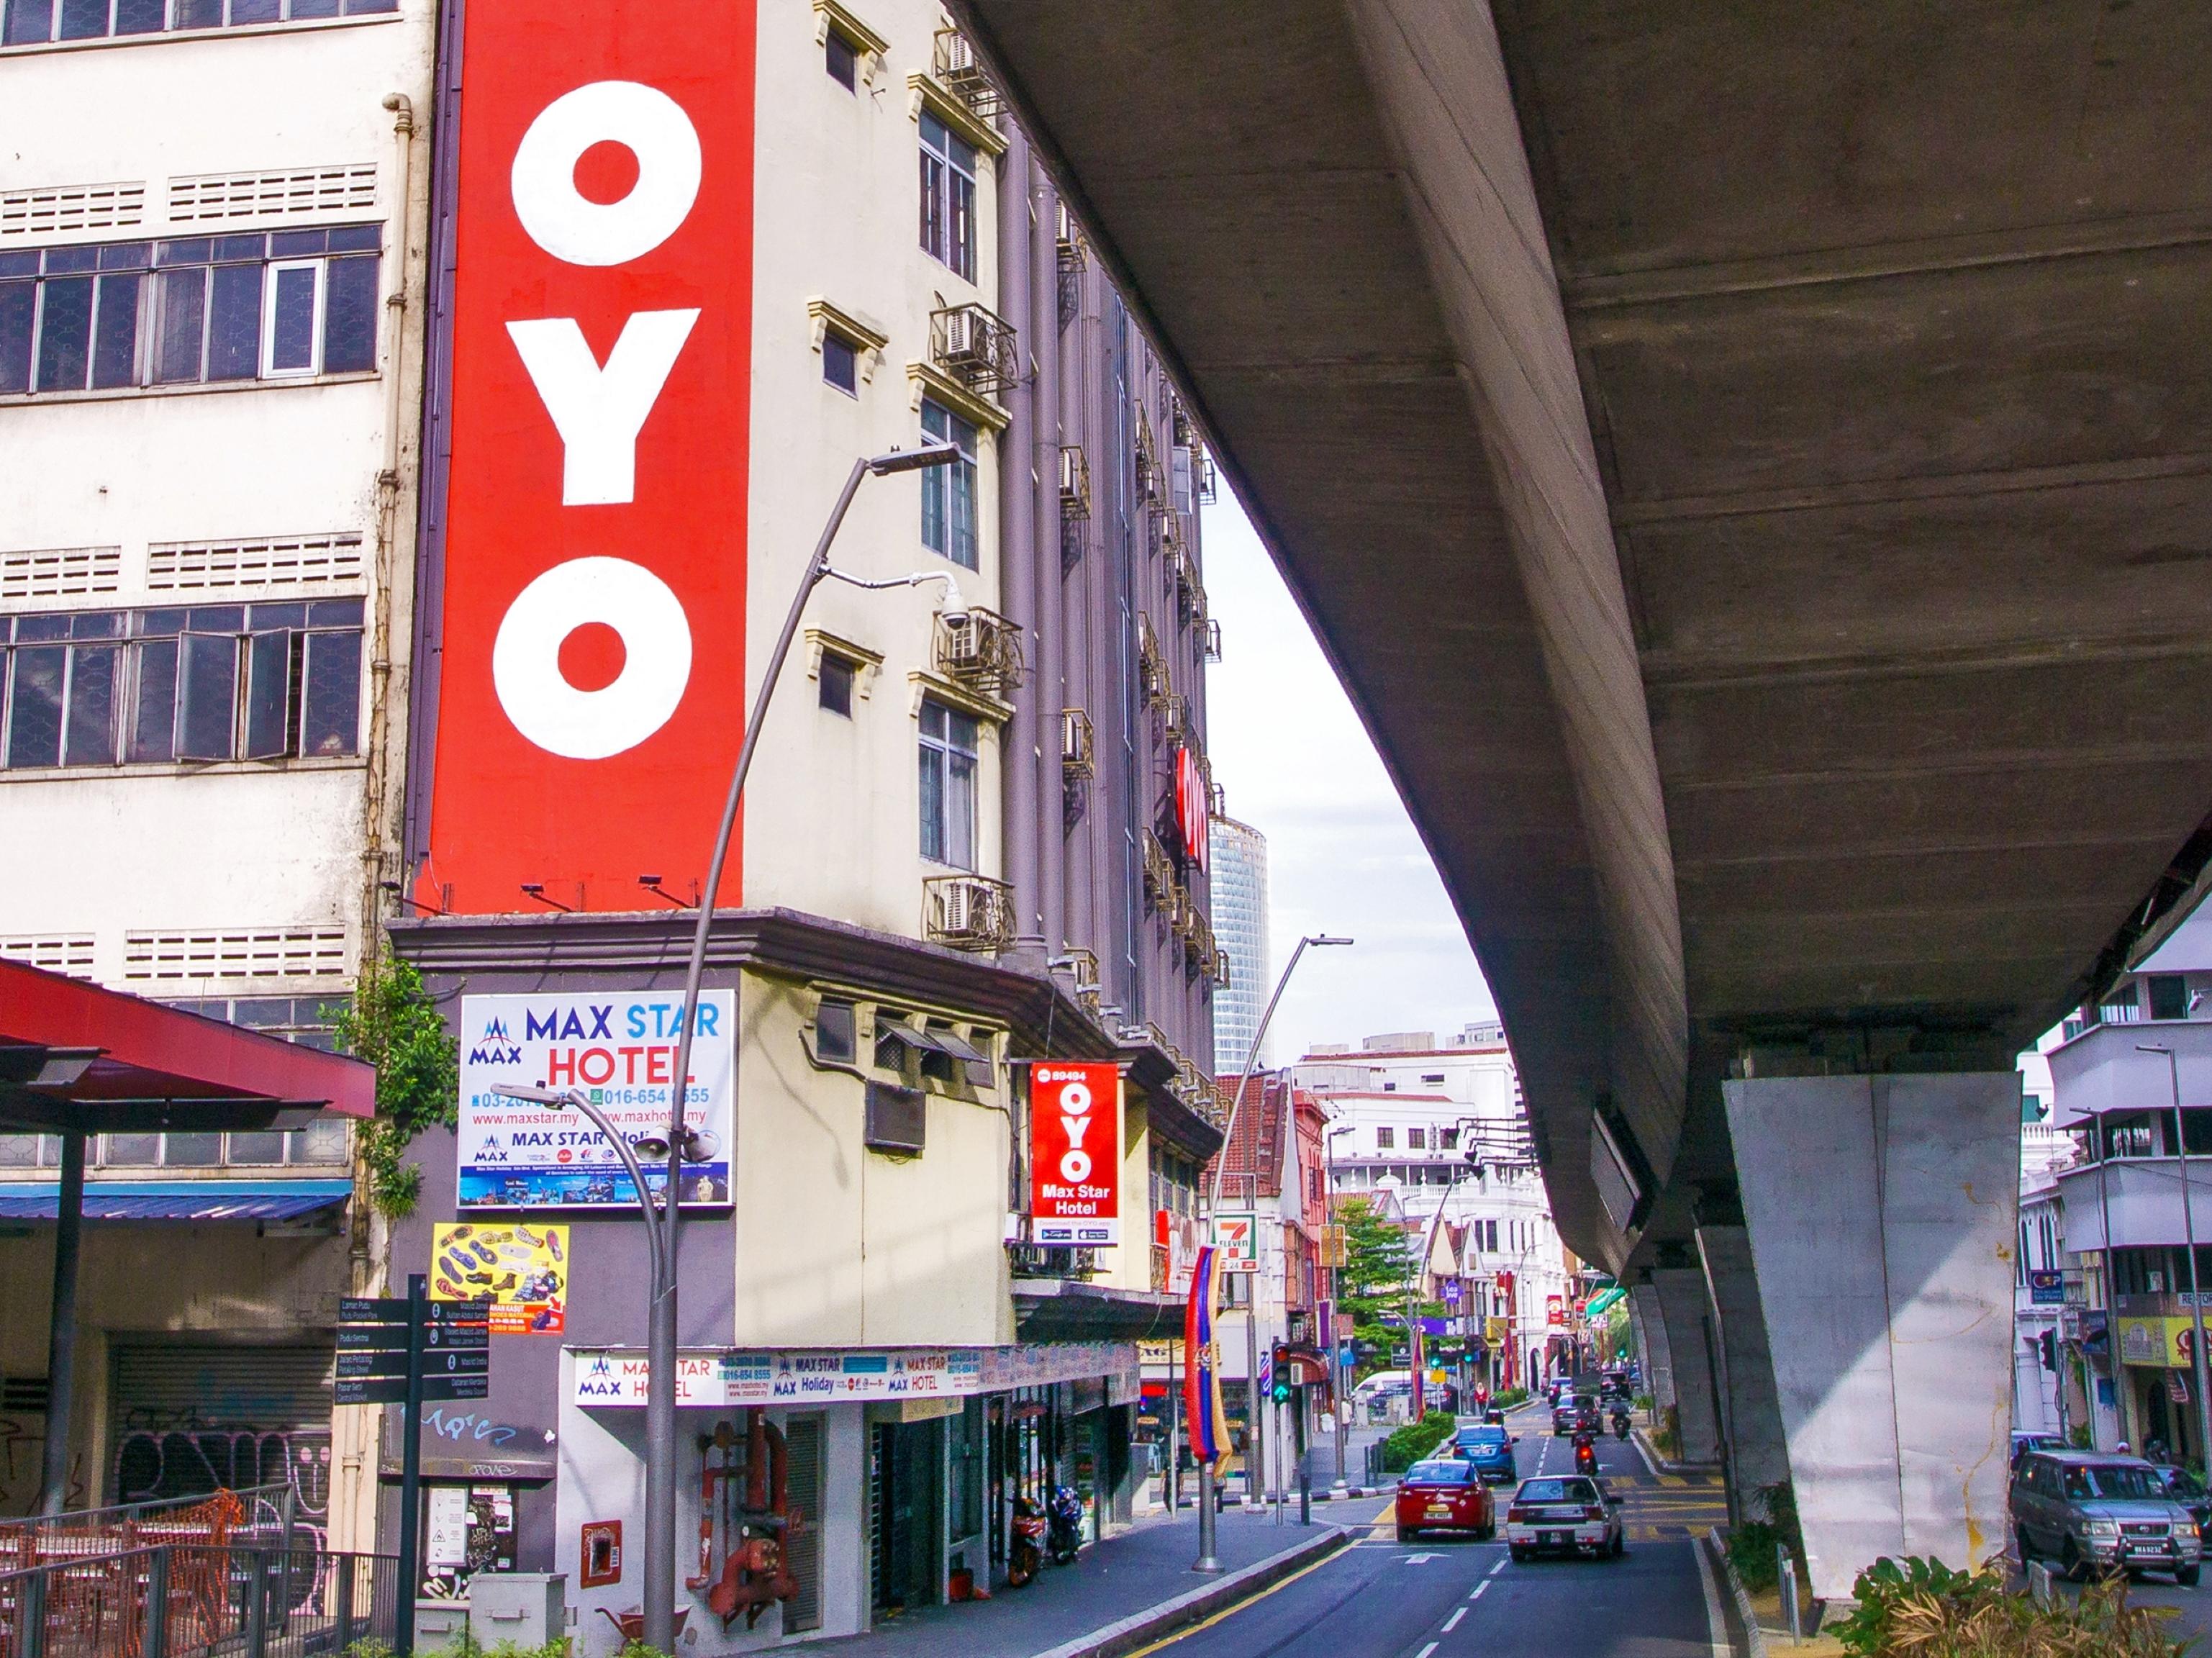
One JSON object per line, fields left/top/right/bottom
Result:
{"left": 1610, "top": 1401, "right": 1632, "bottom": 1440}
{"left": 1572, "top": 1429, "right": 1598, "bottom": 1474}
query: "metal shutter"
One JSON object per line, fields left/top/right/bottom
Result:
{"left": 785, "top": 1415, "right": 823, "bottom": 1632}
{"left": 109, "top": 1344, "right": 334, "bottom": 1505}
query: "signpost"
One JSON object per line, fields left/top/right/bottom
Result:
{"left": 339, "top": 1278, "right": 491, "bottom": 1656}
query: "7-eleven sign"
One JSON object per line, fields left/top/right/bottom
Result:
{"left": 1211, "top": 1213, "right": 1259, "bottom": 1273}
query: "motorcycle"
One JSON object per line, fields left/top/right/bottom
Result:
{"left": 1046, "top": 1485, "right": 1085, "bottom": 1565}
{"left": 1007, "top": 1496, "right": 1046, "bottom": 1587}
{"left": 1572, "top": 1432, "right": 1598, "bottom": 1476}
{"left": 1610, "top": 1407, "right": 1632, "bottom": 1441}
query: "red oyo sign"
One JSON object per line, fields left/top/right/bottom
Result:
{"left": 1029, "top": 1061, "right": 1122, "bottom": 1247}
{"left": 417, "top": 4, "right": 758, "bottom": 912}
{"left": 1174, "top": 747, "right": 1208, "bottom": 874}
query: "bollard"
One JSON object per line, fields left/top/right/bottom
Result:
{"left": 2029, "top": 1560, "right": 2055, "bottom": 1606}
{"left": 1778, "top": 1544, "right": 1802, "bottom": 1642}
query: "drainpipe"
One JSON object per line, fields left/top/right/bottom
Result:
{"left": 1032, "top": 175, "right": 1066, "bottom": 957}
{"left": 997, "top": 134, "right": 1041, "bottom": 953}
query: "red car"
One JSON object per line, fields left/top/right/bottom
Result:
{"left": 1395, "top": 1456, "right": 1497, "bottom": 1541}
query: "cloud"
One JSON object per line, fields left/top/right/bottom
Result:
{"left": 1203, "top": 493, "right": 1498, "bottom": 1063}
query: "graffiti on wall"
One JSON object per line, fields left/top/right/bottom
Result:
{"left": 112, "top": 1405, "right": 331, "bottom": 1537}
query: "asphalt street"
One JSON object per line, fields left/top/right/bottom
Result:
{"left": 1145, "top": 1405, "right": 1728, "bottom": 1658}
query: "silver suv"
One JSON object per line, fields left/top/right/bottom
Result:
{"left": 2011, "top": 1451, "right": 2203, "bottom": 1585}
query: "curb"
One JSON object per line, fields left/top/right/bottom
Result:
{"left": 1704, "top": 1525, "right": 1769, "bottom": 1658}
{"left": 1030, "top": 1523, "right": 1356, "bottom": 1658}
{"left": 1633, "top": 1427, "right": 1724, "bottom": 1479}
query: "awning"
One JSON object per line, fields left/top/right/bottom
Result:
{"left": 0, "top": 1181, "right": 350, "bottom": 1223}
{"left": 1012, "top": 1278, "right": 1183, "bottom": 1342}
{"left": 876, "top": 1017, "right": 994, "bottom": 1088}
{"left": 0, "top": 960, "right": 375, "bottom": 1131}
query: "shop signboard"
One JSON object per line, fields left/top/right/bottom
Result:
{"left": 2118, "top": 1315, "right": 2206, "bottom": 1369}
{"left": 1546, "top": 1295, "right": 1564, "bottom": 1328}
{"left": 413, "top": 0, "right": 759, "bottom": 915}
{"left": 455, "top": 990, "right": 733, "bottom": 1208}
{"left": 2028, "top": 1270, "right": 2064, "bottom": 1306}
{"left": 431, "top": 1220, "right": 568, "bottom": 1333}
{"left": 1210, "top": 1212, "right": 1259, "bottom": 1272}
{"left": 1028, "top": 1061, "right": 1123, "bottom": 1246}
{"left": 571, "top": 1342, "right": 1140, "bottom": 1408}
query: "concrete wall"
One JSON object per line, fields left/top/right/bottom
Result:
{"left": 1649, "top": 1267, "right": 1721, "bottom": 1463}
{"left": 1725, "top": 1073, "right": 2021, "bottom": 1598}
{"left": 1697, "top": 1225, "right": 1791, "bottom": 1512}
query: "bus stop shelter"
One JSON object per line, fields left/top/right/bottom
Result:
{"left": 0, "top": 960, "right": 376, "bottom": 1513}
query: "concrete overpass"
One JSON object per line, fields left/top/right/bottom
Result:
{"left": 952, "top": 0, "right": 2212, "bottom": 1593}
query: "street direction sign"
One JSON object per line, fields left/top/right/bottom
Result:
{"left": 422, "top": 1375, "right": 489, "bottom": 1402}
{"left": 340, "top": 1297, "right": 410, "bottom": 1323}
{"left": 338, "top": 1372, "right": 491, "bottom": 1406}
{"left": 339, "top": 1349, "right": 489, "bottom": 1380}
{"left": 336, "top": 1377, "right": 408, "bottom": 1405}
{"left": 337, "top": 1326, "right": 412, "bottom": 1352}
{"left": 423, "top": 1323, "right": 490, "bottom": 1349}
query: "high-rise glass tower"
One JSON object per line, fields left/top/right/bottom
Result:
{"left": 1210, "top": 814, "right": 1271, "bottom": 1073}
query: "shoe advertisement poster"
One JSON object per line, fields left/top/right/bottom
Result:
{"left": 432, "top": 1220, "right": 568, "bottom": 1335}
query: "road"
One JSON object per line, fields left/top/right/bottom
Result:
{"left": 1148, "top": 1405, "right": 1731, "bottom": 1658}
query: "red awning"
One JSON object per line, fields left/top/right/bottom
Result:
{"left": 0, "top": 960, "right": 375, "bottom": 1127}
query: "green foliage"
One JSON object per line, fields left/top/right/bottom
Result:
{"left": 1728, "top": 1521, "right": 1786, "bottom": 1592}
{"left": 1632, "top": 1392, "right": 1654, "bottom": 1413}
{"left": 1492, "top": 1387, "right": 1529, "bottom": 1409}
{"left": 1831, "top": 1556, "right": 2188, "bottom": 1657}
{"left": 1651, "top": 1403, "right": 1680, "bottom": 1459}
{"left": 344, "top": 1642, "right": 394, "bottom": 1658}
{"left": 615, "top": 1643, "right": 667, "bottom": 1658}
{"left": 1336, "top": 1197, "right": 1444, "bottom": 1376}
{"left": 2067, "top": 1422, "right": 2093, "bottom": 1450}
{"left": 330, "top": 956, "right": 458, "bottom": 1218}
{"left": 1379, "top": 1409, "right": 1457, "bottom": 1473}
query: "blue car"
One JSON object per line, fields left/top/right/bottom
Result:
{"left": 1452, "top": 1424, "right": 1518, "bottom": 1483}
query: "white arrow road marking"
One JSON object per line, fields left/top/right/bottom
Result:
{"left": 1402, "top": 1552, "right": 1438, "bottom": 1564}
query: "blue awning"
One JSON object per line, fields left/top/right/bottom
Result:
{"left": 0, "top": 1180, "right": 349, "bottom": 1221}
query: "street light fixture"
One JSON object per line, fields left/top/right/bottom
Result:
{"left": 1196, "top": 933, "right": 1352, "bottom": 1572}
{"left": 628, "top": 442, "right": 960, "bottom": 1656}
{"left": 2139, "top": 1043, "right": 2212, "bottom": 1465}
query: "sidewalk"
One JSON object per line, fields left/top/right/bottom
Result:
{"left": 805, "top": 1502, "right": 1365, "bottom": 1658}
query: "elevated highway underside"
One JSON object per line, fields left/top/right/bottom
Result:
{"left": 954, "top": 0, "right": 2212, "bottom": 1274}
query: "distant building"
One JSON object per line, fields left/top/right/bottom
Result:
{"left": 1211, "top": 814, "right": 1270, "bottom": 1073}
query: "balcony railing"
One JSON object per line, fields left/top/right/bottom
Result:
{"left": 1059, "top": 445, "right": 1092, "bottom": 521}
{"left": 930, "top": 302, "right": 1018, "bottom": 399}
{"left": 931, "top": 27, "right": 1002, "bottom": 121}
{"left": 923, "top": 874, "right": 1015, "bottom": 953}
{"left": 1061, "top": 707, "right": 1094, "bottom": 781}
{"left": 935, "top": 606, "right": 1025, "bottom": 697}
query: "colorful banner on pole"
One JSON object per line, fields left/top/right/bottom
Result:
{"left": 1182, "top": 1244, "right": 1232, "bottom": 1472}
{"left": 1028, "top": 1061, "right": 1122, "bottom": 1246}
{"left": 432, "top": 1221, "right": 568, "bottom": 1333}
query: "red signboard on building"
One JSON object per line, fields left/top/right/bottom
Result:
{"left": 1029, "top": 1062, "right": 1122, "bottom": 1247}
{"left": 1546, "top": 1294, "right": 1564, "bottom": 1328}
{"left": 1174, "top": 746, "right": 1208, "bottom": 874}
{"left": 417, "top": 4, "right": 758, "bottom": 912}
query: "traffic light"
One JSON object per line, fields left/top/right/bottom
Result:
{"left": 2039, "top": 1329, "right": 2057, "bottom": 1371}
{"left": 1270, "top": 1343, "right": 1294, "bottom": 1405}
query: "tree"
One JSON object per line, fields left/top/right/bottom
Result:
{"left": 1336, "top": 1196, "right": 1443, "bottom": 1377}
{"left": 330, "top": 956, "right": 459, "bottom": 1218}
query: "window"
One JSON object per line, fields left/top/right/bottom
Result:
{"left": 1382, "top": 1082, "right": 1397, "bottom": 1092}
{"left": 1407, "top": 1127, "right": 1425, "bottom": 1150}
{"left": 822, "top": 330, "right": 857, "bottom": 395}
{"left": 813, "top": 999, "right": 856, "bottom": 1063}
{"left": 1, "top": 599, "right": 363, "bottom": 769}
{"left": 918, "top": 110, "right": 976, "bottom": 281}
{"left": 1485, "top": 1219, "right": 1499, "bottom": 1252}
{"left": 1423, "top": 1073, "right": 1446, "bottom": 1084}
{"left": 1438, "top": 1127, "right": 1459, "bottom": 1151}
{"left": 824, "top": 25, "right": 857, "bottom": 89}
{"left": 0, "top": 227, "right": 379, "bottom": 396}
{"left": 1, "top": 0, "right": 391, "bottom": 42}
{"left": 1374, "top": 1127, "right": 1394, "bottom": 1150}
{"left": 919, "top": 398, "right": 978, "bottom": 568}
{"left": 2149, "top": 974, "right": 2189, "bottom": 1022}
{"left": 917, "top": 698, "right": 977, "bottom": 868}
{"left": 818, "top": 654, "right": 853, "bottom": 716}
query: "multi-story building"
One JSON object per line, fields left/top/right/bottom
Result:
{"left": 0, "top": 0, "right": 435, "bottom": 1545}
{"left": 2049, "top": 924, "right": 2212, "bottom": 1462}
{"left": 1297, "top": 1029, "right": 1572, "bottom": 1390}
{"left": 381, "top": 5, "right": 1220, "bottom": 1644}
{"left": 1208, "top": 812, "right": 1268, "bottom": 1074}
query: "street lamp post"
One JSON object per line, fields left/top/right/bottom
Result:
{"left": 591, "top": 443, "right": 959, "bottom": 1655}
{"left": 2140, "top": 1043, "right": 2212, "bottom": 1466}
{"left": 1323, "top": 1122, "right": 1354, "bottom": 1490}
{"left": 1195, "top": 933, "right": 1352, "bottom": 1573}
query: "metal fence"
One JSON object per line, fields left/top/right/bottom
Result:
{"left": 0, "top": 1487, "right": 300, "bottom": 1567}
{"left": 0, "top": 1546, "right": 400, "bottom": 1658}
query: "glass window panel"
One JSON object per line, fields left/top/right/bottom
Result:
{"left": 44, "top": 247, "right": 97, "bottom": 275}
{"left": 154, "top": 266, "right": 207, "bottom": 384}
{"left": 948, "top": 744, "right": 975, "bottom": 869}
{"left": 173, "top": 0, "right": 218, "bottom": 20}
{"left": 0, "top": 1136, "right": 42, "bottom": 1167}
{"left": 55, "top": 0, "right": 104, "bottom": 36}
{"left": 321, "top": 255, "right": 379, "bottom": 373}
{"left": 6, "top": 647, "right": 65, "bottom": 769}
{"left": 918, "top": 743, "right": 944, "bottom": 862}
{"left": 298, "top": 629, "right": 359, "bottom": 755}
{"left": 826, "top": 30, "right": 856, "bottom": 89}
{"left": 288, "top": 0, "right": 340, "bottom": 17}
{"left": 114, "top": 0, "right": 164, "bottom": 30}
{"left": 227, "top": 0, "right": 278, "bottom": 21}
{"left": 920, "top": 698, "right": 946, "bottom": 740}
{"left": 291, "top": 1118, "right": 350, "bottom": 1162}
{"left": 305, "top": 598, "right": 363, "bottom": 626}
{"left": 186, "top": 605, "right": 245, "bottom": 631}
{"left": 327, "top": 225, "right": 382, "bottom": 253}
{"left": 818, "top": 654, "right": 853, "bottom": 716}
{"left": 246, "top": 602, "right": 306, "bottom": 629}
{"left": 0, "top": 253, "right": 35, "bottom": 279}
{"left": 950, "top": 453, "right": 976, "bottom": 568}
{"left": 342, "top": 0, "right": 395, "bottom": 12}
{"left": 206, "top": 261, "right": 263, "bottom": 380}
{"left": 268, "top": 230, "right": 328, "bottom": 258}
{"left": 35, "top": 276, "right": 94, "bottom": 393}
{"left": 0, "top": 282, "right": 33, "bottom": 395}
{"left": 98, "top": 245, "right": 152, "bottom": 273}
{"left": 104, "top": 1133, "right": 160, "bottom": 1165}
{"left": 156, "top": 240, "right": 211, "bottom": 267}
{"left": 130, "top": 637, "right": 179, "bottom": 761}
{"left": 822, "top": 332, "right": 856, "bottom": 394}
{"left": 920, "top": 150, "right": 942, "bottom": 262}
{"left": 91, "top": 272, "right": 142, "bottom": 389}
{"left": 240, "top": 629, "right": 292, "bottom": 758}
{"left": 16, "top": 615, "right": 66, "bottom": 643}
{"left": 950, "top": 173, "right": 976, "bottom": 281}
{"left": 1, "top": 0, "right": 52, "bottom": 43}
{"left": 225, "top": 1131, "right": 284, "bottom": 1164}
{"left": 212, "top": 235, "right": 266, "bottom": 261}
{"left": 64, "top": 643, "right": 117, "bottom": 765}
{"left": 137, "top": 608, "right": 189, "bottom": 638}
{"left": 920, "top": 402, "right": 950, "bottom": 554}
{"left": 176, "top": 631, "right": 237, "bottom": 761}
{"left": 266, "top": 262, "right": 317, "bottom": 374}
{"left": 164, "top": 1132, "right": 224, "bottom": 1166}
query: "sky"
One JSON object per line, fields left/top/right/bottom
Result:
{"left": 1201, "top": 491, "right": 1498, "bottom": 1064}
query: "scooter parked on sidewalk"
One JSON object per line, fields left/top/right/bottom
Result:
{"left": 1008, "top": 1497, "right": 1046, "bottom": 1587}
{"left": 1046, "top": 1485, "right": 1085, "bottom": 1565}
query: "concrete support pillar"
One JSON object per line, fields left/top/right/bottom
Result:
{"left": 1650, "top": 1267, "right": 1723, "bottom": 1463}
{"left": 1723, "top": 1072, "right": 2021, "bottom": 1600}
{"left": 1631, "top": 1283, "right": 1674, "bottom": 1417}
{"left": 1697, "top": 1223, "right": 1792, "bottom": 1519}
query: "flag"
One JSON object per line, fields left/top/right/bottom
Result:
{"left": 1183, "top": 1244, "right": 1232, "bottom": 1472}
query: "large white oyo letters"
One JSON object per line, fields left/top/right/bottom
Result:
{"left": 497, "top": 79, "right": 702, "bottom": 758}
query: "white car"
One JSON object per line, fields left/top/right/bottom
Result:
{"left": 1505, "top": 1474, "right": 1625, "bottom": 1561}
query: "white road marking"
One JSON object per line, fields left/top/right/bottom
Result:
{"left": 1403, "top": 1552, "right": 1437, "bottom": 1564}
{"left": 1692, "top": 1535, "right": 1731, "bottom": 1658}
{"left": 1490, "top": 1558, "right": 1508, "bottom": 1577}
{"left": 1443, "top": 1608, "right": 1467, "bottom": 1631}
{"left": 1470, "top": 1580, "right": 1490, "bottom": 1598}
{"left": 1415, "top": 1645, "right": 1438, "bottom": 1658}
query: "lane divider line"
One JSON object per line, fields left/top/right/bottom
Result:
{"left": 1469, "top": 1580, "right": 1490, "bottom": 1599}
{"left": 1416, "top": 1644, "right": 1438, "bottom": 1658}
{"left": 1490, "top": 1558, "right": 1508, "bottom": 1577}
{"left": 1443, "top": 1607, "right": 1466, "bottom": 1631}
